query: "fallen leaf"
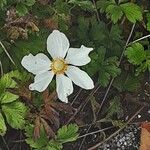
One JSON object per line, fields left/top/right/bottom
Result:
{"left": 140, "top": 122, "right": 150, "bottom": 150}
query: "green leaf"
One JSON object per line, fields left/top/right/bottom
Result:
{"left": 47, "top": 140, "right": 63, "bottom": 150}
{"left": 125, "top": 43, "right": 146, "bottom": 65}
{"left": 0, "top": 92, "right": 19, "bottom": 104}
{"left": 2, "top": 101, "right": 27, "bottom": 129}
{"left": 146, "top": 13, "right": 150, "bottom": 31}
{"left": 121, "top": 3, "right": 143, "bottom": 23}
{"left": 125, "top": 43, "right": 150, "bottom": 75}
{"left": 97, "top": 1, "right": 142, "bottom": 23}
{"left": 24, "top": 0, "right": 35, "bottom": 6}
{"left": 25, "top": 124, "right": 49, "bottom": 149}
{"left": 0, "top": 0, "right": 7, "bottom": 8}
{"left": 54, "top": 0, "right": 70, "bottom": 14}
{"left": 106, "top": 96, "right": 123, "bottom": 119}
{"left": 106, "top": 4, "right": 123, "bottom": 23}
{"left": 57, "top": 124, "right": 79, "bottom": 143}
{"left": 96, "top": 0, "right": 114, "bottom": 13}
{"left": 16, "top": 3, "right": 28, "bottom": 16}
{"left": 0, "top": 71, "right": 30, "bottom": 104}
{"left": 125, "top": 43, "right": 150, "bottom": 76}
{"left": 0, "top": 112, "right": 7, "bottom": 136}
{"left": 69, "top": 0, "right": 95, "bottom": 11}
{"left": 98, "top": 56, "right": 121, "bottom": 87}
{"left": 113, "top": 72, "right": 141, "bottom": 92}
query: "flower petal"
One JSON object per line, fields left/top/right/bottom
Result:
{"left": 66, "top": 66, "right": 94, "bottom": 89}
{"left": 21, "top": 53, "right": 51, "bottom": 75}
{"left": 65, "top": 45, "right": 93, "bottom": 66}
{"left": 29, "top": 71, "right": 54, "bottom": 92}
{"left": 56, "top": 74, "right": 73, "bottom": 103}
{"left": 47, "top": 30, "right": 70, "bottom": 59}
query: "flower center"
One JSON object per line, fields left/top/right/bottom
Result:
{"left": 51, "top": 58, "right": 68, "bottom": 74}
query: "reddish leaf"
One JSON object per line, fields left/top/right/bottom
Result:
{"left": 41, "top": 106, "right": 60, "bottom": 129}
{"left": 140, "top": 122, "right": 150, "bottom": 150}
{"left": 50, "top": 102, "right": 74, "bottom": 114}
{"left": 43, "top": 90, "right": 57, "bottom": 104}
{"left": 141, "top": 122, "right": 150, "bottom": 132}
{"left": 33, "top": 116, "right": 41, "bottom": 139}
{"left": 41, "top": 118, "right": 55, "bottom": 138}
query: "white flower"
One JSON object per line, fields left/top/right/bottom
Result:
{"left": 21, "top": 30, "right": 94, "bottom": 103}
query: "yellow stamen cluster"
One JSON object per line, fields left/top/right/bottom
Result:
{"left": 51, "top": 58, "right": 68, "bottom": 74}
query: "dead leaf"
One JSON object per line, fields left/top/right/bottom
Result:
{"left": 140, "top": 122, "right": 150, "bottom": 150}
{"left": 43, "top": 18, "right": 58, "bottom": 30}
{"left": 34, "top": 116, "right": 41, "bottom": 139}
{"left": 41, "top": 118, "right": 55, "bottom": 138}
{"left": 41, "top": 106, "right": 60, "bottom": 129}
{"left": 90, "top": 96, "right": 100, "bottom": 121}
{"left": 50, "top": 102, "right": 74, "bottom": 114}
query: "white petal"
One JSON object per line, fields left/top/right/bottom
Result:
{"left": 21, "top": 53, "right": 51, "bottom": 75}
{"left": 56, "top": 74, "right": 73, "bottom": 103}
{"left": 65, "top": 45, "right": 93, "bottom": 66}
{"left": 47, "top": 30, "right": 70, "bottom": 59}
{"left": 66, "top": 66, "right": 94, "bottom": 89}
{"left": 29, "top": 71, "right": 54, "bottom": 92}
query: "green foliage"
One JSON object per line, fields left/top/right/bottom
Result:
{"left": 0, "top": 112, "right": 7, "bottom": 136}
{"left": 0, "top": 0, "right": 6, "bottom": 8}
{"left": 106, "top": 4, "right": 123, "bottom": 23}
{"left": 2, "top": 101, "right": 27, "bottom": 129}
{"left": 120, "top": 3, "right": 143, "bottom": 23}
{"left": 25, "top": 124, "right": 49, "bottom": 149}
{"left": 125, "top": 43, "right": 150, "bottom": 75}
{"left": 0, "top": 71, "right": 29, "bottom": 133}
{"left": 86, "top": 46, "right": 121, "bottom": 87}
{"left": 0, "top": 0, "right": 149, "bottom": 149}
{"left": 146, "top": 13, "right": 150, "bottom": 31}
{"left": 69, "top": 0, "right": 95, "bottom": 11}
{"left": 113, "top": 72, "right": 141, "bottom": 92}
{"left": 96, "top": 1, "right": 143, "bottom": 23}
{"left": 57, "top": 124, "right": 79, "bottom": 143}
{"left": 16, "top": 0, "right": 36, "bottom": 16}
{"left": 25, "top": 124, "right": 79, "bottom": 150}
{"left": 105, "top": 96, "right": 123, "bottom": 119}
{"left": 0, "top": 70, "right": 30, "bottom": 99}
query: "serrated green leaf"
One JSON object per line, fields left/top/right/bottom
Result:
{"left": 25, "top": 124, "right": 49, "bottom": 149}
{"left": 121, "top": 3, "right": 143, "bottom": 23}
{"left": 0, "top": 92, "right": 19, "bottom": 104}
{"left": 0, "top": 112, "right": 7, "bottom": 136}
{"left": 96, "top": 0, "right": 114, "bottom": 13}
{"left": 57, "top": 124, "right": 79, "bottom": 143}
{"left": 0, "top": 71, "right": 30, "bottom": 104}
{"left": 125, "top": 43, "right": 150, "bottom": 75}
{"left": 0, "top": 70, "right": 29, "bottom": 90}
{"left": 47, "top": 140, "right": 63, "bottom": 150}
{"left": 69, "top": 0, "right": 95, "bottom": 11}
{"left": 98, "top": 69, "right": 110, "bottom": 87}
{"left": 2, "top": 101, "right": 27, "bottom": 129}
{"left": 113, "top": 72, "right": 141, "bottom": 92}
{"left": 135, "top": 61, "right": 148, "bottom": 76}
{"left": 54, "top": 0, "right": 70, "bottom": 14}
{"left": 146, "top": 13, "right": 150, "bottom": 31}
{"left": 106, "top": 96, "right": 123, "bottom": 119}
{"left": 106, "top": 4, "right": 123, "bottom": 23}
{"left": 24, "top": 0, "right": 35, "bottom": 6}
{"left": 125, "top": 43, "right": 146, "bottom": 65}
{"left": 98, "top": 56, "right": 121, "bottom": 87}
{"left": 16, "top": 3, "right": 28, "bottom": 16}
